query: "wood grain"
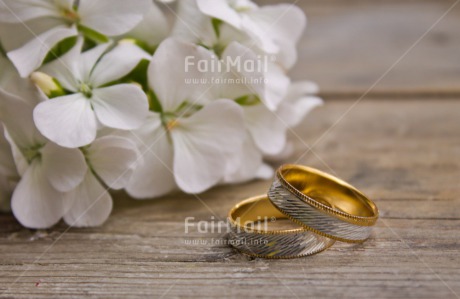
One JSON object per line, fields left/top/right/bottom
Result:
{"left": 257, "top": 0, "right": 460, "bottom": 96}
{"left": 1, "top": 0, "right": 460, "bottom": 298}
{"left": 1, "top": 99, "right": 459, "bottom": 298}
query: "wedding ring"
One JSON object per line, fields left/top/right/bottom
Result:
{"left": 227, "top": 195, "right": 335, "bottom": 259}
{"left": 268, "top": 165, "right": 379, "bottom": 243}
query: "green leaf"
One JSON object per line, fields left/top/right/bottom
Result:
{"left": 82, "top": 38, "right": 97, "bottom": 52}
{"left": 47, "top": 78, "right": 67, "bottom": 98}
{"left": 103, "top": 59, "right": 150, "bottom": 90}
{"left": 78, "top": 25, "right": 109, "bottom": 44}
{"left": 120, "top": 38, "right": 156, "bottom": 55}
{"left": 42, "top": 36, "right": 78, "bottom": 64}
{"left": 127, "top": 59, "right": 150, "bottom": 88}
{"left": 212, "top": 43, "right": 226, "bottom": 57}
{"left": 48, "top": 90, "right": 66, "bottom": 98}
{"left": 235, "top": 95, "right": 261, "bottom": 106}
{"left": 149, "top": 90, "right": 163, "bottom": 113}
{"left": 212, "top": 18, "right": 223, "bottom": 38}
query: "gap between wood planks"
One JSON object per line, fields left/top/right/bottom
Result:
{"left": 319, "top": 91, "right": 460, "bottom": 100}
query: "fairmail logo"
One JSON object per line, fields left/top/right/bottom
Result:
{"left": 185, "top": 54, "right": 273, "bottom": 74}
{"left": 184, "top": 216, "right": 274, "bottom": 234}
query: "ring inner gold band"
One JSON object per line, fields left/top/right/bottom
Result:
{"left": 227, "top": 195, "right": 335, "bottom": 258}
{"left": 277, "top": 164, "right": 379, "bottom": 226}
{"left": 228, "top": 195, "right": 306, "bottom": 234}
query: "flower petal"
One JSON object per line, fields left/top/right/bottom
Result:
{"left": 240, "top": 15, "right": 278, "bottom": 54}
{"left": 79, "top": 0, "right": 151, "bottom": 36}
{"left": 244, "top": 104, "right": 286, "bottom": 155}
{"left": 275, "top": 42, "right": 297, "bottom": 71}
{"left": 41, "top": 142, "right": 87, "bottom": 192}
{"left": 280, "top": 95, "right": 322, "bottom": 127}
{"left": 265, "top": 140, "right": 295, "bottom": 162}
{"left": 264, "top": 61, "right": 290, "bottom": 110}
{"left": 148, "top": 38, "right": 218, "bottom": 112}
{"left": 0, "top": 124, "right": 17, "bottom": 178}
{"left": 0, "top": 55, "right": 40, "bottom": 100}
{"left": 39, "top": 37, "right": 84, "bottom": 92}
{"left": 171, "top": 99, "right": 245, "bottom": 193}
{"left": 41, "top": 38, "right": 111, "bottom": 89}
{"left": 221, "top": 42, "right": 289, "bottom": 111}
{"left": 126, "top": 113, "right": 176, "bottom": 198}
{"left": 289, "top": 81, "right": 319, "bottom": 96}
{"left": 56, "top": 0, "right": 74, "bottom": 11}
{"left": 7, "top": 25, "right": 78, "bottom": 77}
{"left": 63, "top": 171, "right": 112, "bottom": 227}
{"left": 256, "top": 163, "right": 274, "bottom": 180}
{"left": 11, "top": 160, "right": 71, "bottom": 229}
{"left": 90, "top": 43, "right": 150, "bottom": 87}
{"left": 86, "top": 136, "right": 138, "bottom": 190}
{"left": 0, "top": 0, "right": 60, "bottom": 23}
{"left": 78, "top": 42, "right": 112, "bottom": 83}
{"left": 4, "top": 130, "right": 28, "bottom": 176}
{"left": 0, "top": 17, "right": 63, "bottom": 54}
{"left": 0, "top": 88, "right": 45, "bottom": 149}
{"left": 277, "top": 81, "right": 323, "bottom": 128}
{"left": 33, "top": 93, "right": 97, "bottom": 148}
{"left": 196, "top": 0, "right": 242, "bottom": 29}
{"left": 220, "top": 42, "right": 264, "bottom": 100}
{"left": 126, "top": 1, "right": 170, "bottom": 47}
{"left": 224, "top": 134, "right": 263, "bottom": 184}
{"left": 246, "top": 4, "right": 306, "bottom": 69}
{"left": 91, "top": 84, "right": 149, "bottom": 130}
{"left": 171, "top": 0, "right": 217, "bottom": 47}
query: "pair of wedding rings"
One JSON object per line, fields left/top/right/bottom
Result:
{"left": 228, "top": 164, "right": 379, "bottom": 259}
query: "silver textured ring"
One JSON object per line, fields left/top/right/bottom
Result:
{"left": 268, "top": 165, "right": 379, "bottom": 243}
{"left": 227, "top": 195, "right": 335, "bottom": 259}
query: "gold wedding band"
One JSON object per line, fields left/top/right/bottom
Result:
{"left": 227, "top": 195, "right": 335, "bottom": 259}
{"left": 268, "top": 165, "right": 379, "bottom": 243}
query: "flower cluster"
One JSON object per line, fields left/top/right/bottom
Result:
{"left": 0, "top": 0, "right": 322, "bottom": 228}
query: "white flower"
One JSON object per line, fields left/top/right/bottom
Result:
{"left": 0, "top": 0, "right": 151, "bottom": 77}
{"left": 175, "top": 24, "right": 290, "bottom": 111}
{"left": 244, "top": 3, "right": 306, "bottom": 70}
{"left": 243, "top": 80, "right": 323, "bottom": 156}
{"left": 33, "top": 39, "right": 150, "bottom": 148}
{"left": 173, "top": 0, "right": 306, "bottom": 69}
{"left": 126, "top": 38, "right": 245, "bottom": 198}
{"left": 216, "top": 41, "right": 290, "bottom": 111}
{"left": 0, "top": 88, "right": 87, "bottom": 228}
{"left": 0, "top": 0, "right": 320, "bottom": 229}
{"left": 0, "top": 86, "right": 139, "bottom": 228}
{"left": 276, "top": 81, "right": 323, "bottom": 129}
{"left": 63, "top": 135, "right": 139, "bottom": 227}
{"left": 224, "top": 81, "right": 322, "bottom": 183}
{"left": 0, "top": 56, "right": 39, "bottom": 208}
{"left": 173, "top": 2, "right": 292, "bottom": 111}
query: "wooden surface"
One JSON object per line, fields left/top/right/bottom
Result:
{"left": 289, "top": 0, "right": 460, "bottom": 96}
{"left": 1, "top": 1, "right": 460, "bottom": 298}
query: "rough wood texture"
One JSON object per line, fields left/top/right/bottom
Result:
{"left": 286, "top": 0, "right": 460, "bottom": 96}
{"left": 1, "top": 0, "right": 460, "bottom": 298}
{"left": 1, "top": 99, "right": 459, "bottom": 298}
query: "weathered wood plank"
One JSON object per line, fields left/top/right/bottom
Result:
{"left": 0, "top": 99, "right": 459, "bottom": 298}
{"left": 2, "top": 1, "right": 460, "bottom": 298}
{"left": 256, "top": 0, "right": 460, "bottom": 96}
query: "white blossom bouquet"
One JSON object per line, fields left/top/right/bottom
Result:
{"left": 0, "top": 0, "right": 322, "bottom": 228}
